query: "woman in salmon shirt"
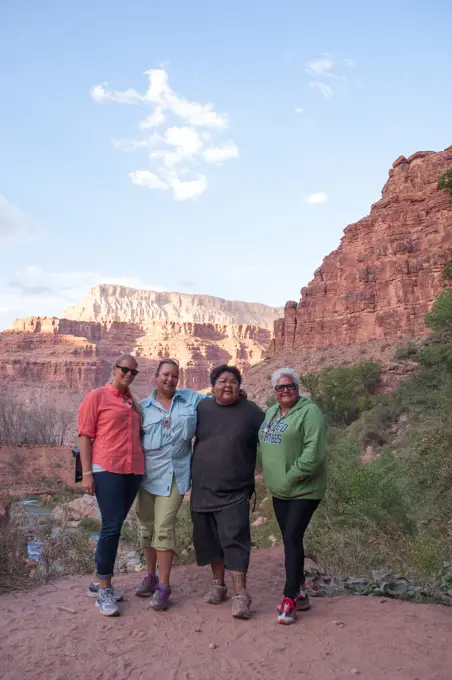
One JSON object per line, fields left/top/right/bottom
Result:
{"left": 78, "top": 353, "right": 144, "bottom": 617}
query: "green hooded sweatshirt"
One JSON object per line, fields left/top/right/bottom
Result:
{"left": 259, "top": 396, "right": 327, "bottom": 500}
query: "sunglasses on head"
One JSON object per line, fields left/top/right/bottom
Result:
{"left": 116, "top": 365, "right": 139, "bottom": 377}
{"left": 275, "top": 383, "right": 297, "bottom": 393}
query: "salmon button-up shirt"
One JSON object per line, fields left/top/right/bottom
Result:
{"left": 77, "top": 383, "right": 144, "bottom": 475}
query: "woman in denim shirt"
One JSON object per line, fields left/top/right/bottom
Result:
{"left": 135, "top": 359, "right": 206, "bottom": 610}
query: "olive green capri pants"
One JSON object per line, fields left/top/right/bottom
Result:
{"left": 135, "top": 475, "right": 184, "bottom": 552}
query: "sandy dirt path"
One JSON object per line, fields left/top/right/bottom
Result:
{"left": 1, "top": 547, "right": 451, "bottom": 680}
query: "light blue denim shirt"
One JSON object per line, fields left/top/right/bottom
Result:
{"left": 140, "top": 389, "right": 207, "bottom": 496}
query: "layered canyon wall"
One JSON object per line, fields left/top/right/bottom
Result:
{"left": 273, "top": 147, "right": 452, "bottom": 351}
{"left": 1, "top": 291, "right": 281, "bottom": 400}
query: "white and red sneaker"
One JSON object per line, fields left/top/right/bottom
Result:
{"left": 277, "top": 597, "right": 297, "bottom": 625}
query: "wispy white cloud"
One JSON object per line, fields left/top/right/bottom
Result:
{"left": 203, "top": 142, "right": 239, "bottom": 164}
{"left": 309, "top": 82, "right": 333, "bottom": 99}
{"left": 305, "top": 56, "right": 336, "bottom": 78}
{"left": 305, "top": 54, "right": 353, "bottom": 99}
{"left": 169, "top": 173, "right": 207, "bottom": 201}
{"left": 303, "top": 192, "right": 329, "bottom": 204}
{"left": 90, "top": 83, "right": 143, "bottom": 105}
{"left": 140, "top": 106, "right": 165, "bottom": 129}
{"left": 91, "top": 68, "right": 237, "bottom": 200}
{"left": 129, "top": 170, "right": 169, "bottom": 191}
{"left": 129, "top": 168, "right": 207, "bottom": 201}
{"left": 295, "top": 107, "right": 304, "bottom": 114}
{"left": 0, "top": 194, "right": 39, "bottom": 242}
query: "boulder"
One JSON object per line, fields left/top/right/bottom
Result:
{"left": 52, "top": 494, "right": 101, "bottom": 522}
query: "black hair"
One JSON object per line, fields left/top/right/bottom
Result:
{"left": 210, "top": 364, "right": 242, "bottom": 387}
{"left": 156, "top": 358, "right": 179, "bottom": 377}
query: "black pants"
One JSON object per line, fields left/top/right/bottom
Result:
{"left": 272, "top": 497, "right": 320, "bottom": 600}
{"left": 93, "top": 472, "right": 143, "bottom": 578}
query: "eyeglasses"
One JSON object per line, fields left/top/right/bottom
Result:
{"left": 275, "top": 383, "right": 297, "bottom": 393}
{"left": 116, "top": 365, "right": 139, "bottom": 377}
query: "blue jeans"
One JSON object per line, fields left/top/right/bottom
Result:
{"left": 93, "top": 472, "right": 143, "bottom": 579}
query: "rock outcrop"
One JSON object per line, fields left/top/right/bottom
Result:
{"left": 273, "top": 147, "right": 452, "bottom": 351}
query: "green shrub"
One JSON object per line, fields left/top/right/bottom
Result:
{"left": 417, "top": 343, "right": 452, "bottom": 372}
{"left": 438, "top": 168, "right": 452, "bottom": 202}
{"left": 266, "top": 394, "right": 276, "bottom": 408}
{"left": 307, "top": 343, "right": 452, "bottom": 584}
{"left": 395, "top": 341, "right": 418, "bottom": 361}
{"left": 303, "top": 361, "right": 381, "bottom": 427}
{"left": 425, "top": 289, "right": 452, "bottom": 341}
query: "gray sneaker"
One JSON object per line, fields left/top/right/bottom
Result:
{"left": 231, "top": 589, "right": 252, "bottom": 619}
{"left": 96, "top": 586, "right": 120, "bottom": 616}
{"left": 204, "top": 579, "right": 228, "bottom": 604}
{"left": 136, "top": 573, "right": 159, "bottom": 598}
{"left": 87, "top": 580, "right": 123, "bottom": 602}
{"left": 149, "top": 584, "right": 171, "bottom": 611}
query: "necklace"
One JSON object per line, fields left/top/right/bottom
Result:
{"left": 263, "top": 406, "right": 290, "bottom": 435}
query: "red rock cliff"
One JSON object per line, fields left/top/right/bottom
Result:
{"left": 273, "top": 147, "right": 452, "bottom": 351}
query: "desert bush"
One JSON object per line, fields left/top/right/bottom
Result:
{"left": 395, "top": 341, "right": 419, "bottom": 361}
{"left": 349, "top": 401, "right": 398, "bottom": 448}
{"left": 0, "top": 520, "right": 30, "bottom": 593}
{"left": 36, "top": 519, "right": 94, "bottom": 579}
{"left": 266, "top": 393, "right": 276, "bottom": 408}
{"left": 306, "top": 349, "right": 452, "bottom": 584}
{"left": 303, "top": 361, "right": 381, "bottom": 427}
{"left": 438, "top": 168, "right": 452, "bottom": 202}
{"left": 425, "top": 289, "right": 452, "bottom": 342}
{"left": 416, "top": 342, "right": 452, "bottom": 372}
{"left": 0, "top": 396, "right": 73, "bottom": 445}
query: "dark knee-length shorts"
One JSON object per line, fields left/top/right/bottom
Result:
{"left": 191, "top": 498, "right": 251, "bottom": 573}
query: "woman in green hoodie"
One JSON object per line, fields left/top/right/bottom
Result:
{"left": 259, "top": 367, "right": 327, "bottom": 625}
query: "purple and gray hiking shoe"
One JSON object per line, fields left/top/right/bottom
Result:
{"left": 149, "top": 584, "right": 171, "bottom": 611}
{"left": 135, "top": 573, "right": 159, "bottom": 598}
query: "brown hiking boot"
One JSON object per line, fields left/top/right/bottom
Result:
{"left": 204, "top": 579, "right": 228, "bottom": 604}
{"left": 231, "top": 589, "right": 252, "bottom": 619}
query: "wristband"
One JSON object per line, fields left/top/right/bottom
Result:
{"left": 82, "top": 471, "right": 93, "bottom": 476}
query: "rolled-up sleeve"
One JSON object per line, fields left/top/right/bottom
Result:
{"left": 78, "top": 390, "right": 100, "bottom": 438}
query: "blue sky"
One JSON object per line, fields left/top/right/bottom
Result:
{"left": 1, "top": 0, "right": 451, "bottom": 329}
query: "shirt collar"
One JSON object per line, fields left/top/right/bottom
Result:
{"left": 105, "top": 382, "right": 131, "bottom": 401}
{"left": 148, "top": 389, "right": 185, "bottom": 404}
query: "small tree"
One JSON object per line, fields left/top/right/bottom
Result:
{"left": 299, "top": 372, "right": 320, "bottom": 400}
{"left": 425, "top": 289, "right": 452, "bottom": 342}
{"left": 301, "top": 361, "right": 381, "bottom": 427}
{"left": 425, "top": 249, "right": 452, "bottom": 341}
{"left": 438, "top": 168, "right": 452, "bottom": 202}
{"left": 442, "top": 248, "right": 452, "bottom": 282}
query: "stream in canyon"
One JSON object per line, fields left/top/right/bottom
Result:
{"left": 19, "top": 499, "right": 99, "bottom": 563}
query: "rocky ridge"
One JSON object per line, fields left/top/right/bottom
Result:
{"left": 63, "top": 285, "right": 282, "bottom": 329}
{"left": 273, "top": 147, "right": 452, "bottom": 352}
